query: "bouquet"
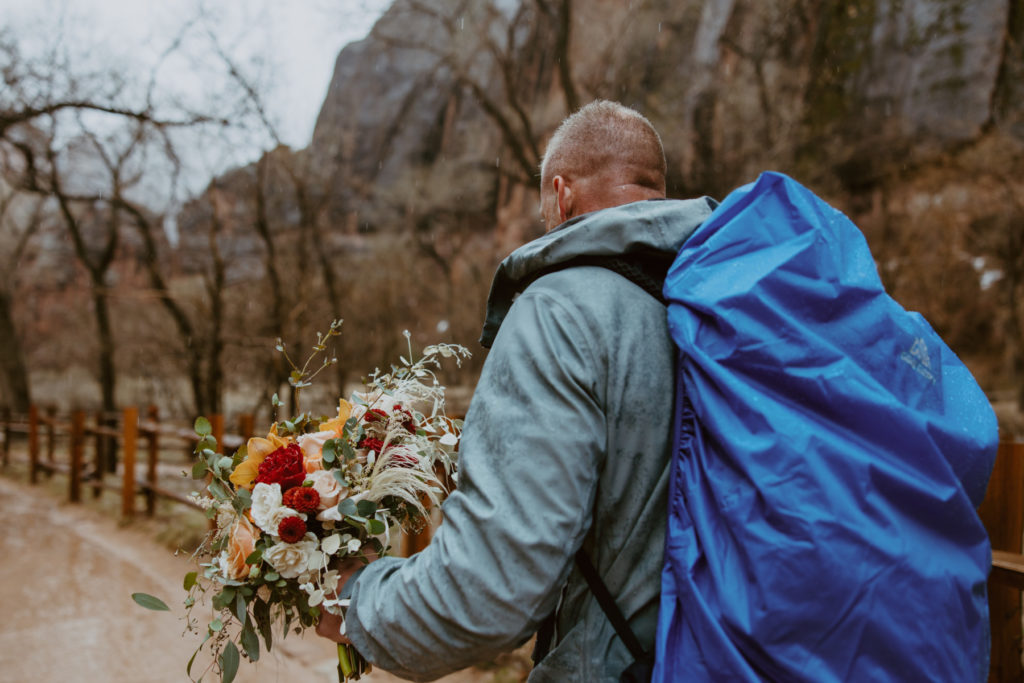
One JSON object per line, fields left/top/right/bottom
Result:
{"left": 134, "top": 322, "right": 469, "bottom": 682}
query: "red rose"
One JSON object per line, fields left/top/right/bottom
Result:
{"left": 392, "top": 404, "right": 417, "bottom": 433}
{"left": 277, "top": 516, "right": 307, "bottom": 544}
{"left": 255, "top": 443, "right": 306, "bottom": 490}
{"left": 282, "top": 485, "right": 321, "bottom": 514}
{"left": 358, "top": 437, "right": 385, "bottom": 453}
{"left": 363, "top": 408, "right": 388, "bottom": 423}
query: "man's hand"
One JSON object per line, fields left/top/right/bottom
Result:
{"left": 315, "top": 550, "right": 379, "bottom": 643}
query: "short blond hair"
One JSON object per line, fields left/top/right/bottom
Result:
{"left": 540, "top": 100, "right": 666, "bottom": 191}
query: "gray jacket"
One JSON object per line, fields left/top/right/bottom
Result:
{"left": 346, "top": 198, "right": 716, "bottom": 681}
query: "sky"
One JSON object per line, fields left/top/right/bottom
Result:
{"left": 1, "top": 0, "right": 391, "bottom": 151}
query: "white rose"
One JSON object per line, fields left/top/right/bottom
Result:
{"left": 251, "top": 482, "right": 304, "bottom": 535}
{"left": 263, "top": 533, "right": 318, "bottom": 579}
{"left": 306, "top": 469, "right": 346, "bottom": 509}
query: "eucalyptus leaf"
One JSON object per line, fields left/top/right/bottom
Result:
{"left": 235, "top": 592, "right": 247, "bottom": 625}
{"left": 131, "top": 592, "right": 170, "bottom": 611}
{"left": 208, "top": 480, "right": 229, "bottom": 501}
{"left": 254, "top": 599, "right": 272, "bottom": 651}
{"left": 220, "top": 641, "right": 239, "bottom": 683}
{"left": 217, "top": 456, "right": 234, "bottom": 471}
{"left": 184, "top": 572, "right": 198, "bottom": 591}
{"left": 187, "top": 644, "right": 202, "bottom": 677}
{"left": 210, "top": 618, "right": 224, "bottom": 633}
{"left": 194, "top": 416, "right": 212, "bottom": 436}
{"left": 356, "top": 500, "right": 377, "bottom": 517}
{"left": 322, "top": 439, "right": 338, "bottom": 464}
{"left": 337, "top": 498, "right": 357, "bottom": 517}
{"left": 263, "top": 572, "right": 279, "bottom": 582}
{"left": 191, "top": 460, "right": 208, "bottom": 480}
{"left": 244, "top": 548, "right": 263, "bottom": 565}
{"left": 367, "top": 519, "right": 386, "bottom": 535}
{"left": 241, "top": 626, "right": 261, "bottom": 663}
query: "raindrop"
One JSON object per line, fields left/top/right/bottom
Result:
{"left": 436, "top": 319, "right": 450, "bottom": 333}
{"left": 658, "top": 22, "right": 662, "bottom": 32}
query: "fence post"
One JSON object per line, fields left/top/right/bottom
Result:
{"left": 146, "top": 405, "right": 159, "bottom": 516}
{"left": 1, "top": 406, "right": 9, "bottom": 467}
{"left": 69, "top": 410, "right": 85, "bottom": 503}
{"left": 211, "top": 414, "right": 225, "bottom": 451}
{"left": 238, "top": 413, "right": 254, "bottom": 442}
{"left": 46, "top": 405, "right": 56, "bottom": 474}
{"left": 28, "top": 404, "right": 39, "bottom": 484}
{"left": 121, "top": 407, "right": 138, "bottom": 518}
{"left": 92, "top": 410, "right": 105, "bottom": 498}
{"left": 978, "top": 442, "right": 1024, "bottom": 682}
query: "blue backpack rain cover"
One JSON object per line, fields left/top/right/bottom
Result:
{"left": 652, "top": 172, "right": 998, "bottom": 682}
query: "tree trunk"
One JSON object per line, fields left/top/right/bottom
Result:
{"left": 0, "top": 290, "right": 31, "bottom": 412}
{"left": 91, "top": 286, "right": 117, "bottom": 413}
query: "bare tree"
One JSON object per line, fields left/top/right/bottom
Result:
{"left": 0, "top": 179, "right": 43, "bottom": 412}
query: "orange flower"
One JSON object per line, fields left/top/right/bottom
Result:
{"left": 319, "top": 399, "right": 353, "bottom": 433}
{"left": 222, "top": 516, "right": 259, "bottom": 580}
{"left": 229, "top": 427, "right": 290, "bottom": 490}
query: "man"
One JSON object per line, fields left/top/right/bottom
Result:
{"left": 318, "top": 100, "right": 716, "bottom": 681}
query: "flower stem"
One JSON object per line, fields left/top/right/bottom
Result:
{"left": 337, "top": 643, "right": 369, "bottom": 681}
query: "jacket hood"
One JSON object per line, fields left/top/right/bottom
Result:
{"left": 480, "top": 197, "right": 717, "bottom": 347}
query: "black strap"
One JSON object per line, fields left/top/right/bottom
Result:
{"left": 575, "top": 550, "right": 649, "bottom": 662}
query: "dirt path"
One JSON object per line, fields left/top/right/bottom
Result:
{"left": 0, "top": 475, "right": 494, "bottom": 682}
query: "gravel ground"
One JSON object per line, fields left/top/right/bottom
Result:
{"left": 0, "top": 473, "right": 518, "bottom": 683}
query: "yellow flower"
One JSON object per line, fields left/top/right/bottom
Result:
{"left": 319, "top": 399, "right": 353, "bottom": 434}
{"left": 229, "top": 426, "right": 290, "bottom": 490}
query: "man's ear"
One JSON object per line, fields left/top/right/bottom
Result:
{"left": 553, "top": 175, "right": 574, "bottom": 222}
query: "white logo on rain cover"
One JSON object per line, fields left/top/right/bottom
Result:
{"left": 900, "top": 337, "right": 935, "bottom": 383}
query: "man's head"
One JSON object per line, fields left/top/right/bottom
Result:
{"left": 539, "top": 100, "right": 667, "bottom": 232}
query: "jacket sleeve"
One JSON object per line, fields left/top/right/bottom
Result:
{"left": 344, "top": 284, "right": 607, "bottom": 681}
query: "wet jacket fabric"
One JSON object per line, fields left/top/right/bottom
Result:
{"left": 345, "top": 198, "right": 716, "bottom": 681}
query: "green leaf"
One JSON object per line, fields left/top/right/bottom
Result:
{"left": 195, "top": 416, "right": 212, "bottom": 436}
{"left": 263, "top": 571, "right": 279, "bottom": 582}
{"left": 253, "top": 598, "right": 272, "bottom": 651}
{"left": 213, "top": 587, "right": 235, "bottom": 611}
{"left": 367, "top": 519, "right": 385, "bottom": 535}
{"left": 217, "top": 456, "right": 234, "bottom": 471}
{"left": 332, "top": 470, "right": 349, "bottom": 487}
{"left": 337, "top": 498, "right": 357, "bottom": 517}
{"left": 233, "top": 488, "right": 252, "bottom": 513}
{"left": 184, "top": 572, "right": 198, "bottom": 591}
{"left": 356, "top": 500, "right": 377, "bottom": 517}
{"left": 241, "top": 626, "right": 260, "bottom": 663}
{"left": 244, "top": 548, "right": 263, "bottom": 565}
{"left": 322, "top": 439, "right": 338, "bottom": 464}
{"left": 132, "top": 592, "right": 170, "bottom": 611}
{"left": 191, "top": 460, "right": 208, "bottom": 480}
{"left": 235, "top": 592, "right": 247, "bottom": 625}
{"left": 341, "top": 439, "right": 356, "bottom": 462}
{"left": 220, "top": 641, "right": 239, "bottom": 683}
{"left": 208, "top": 480, "right": 229, "bottom": 501}
{"left": 186, "top": 643, "right": 202, "bottom": 677}
{"left": 209, "top": 618, "right": 224, "bottom": 633}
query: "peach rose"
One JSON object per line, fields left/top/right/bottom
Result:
{"left": 221, "top": 516, "right": 259, "bottom": 580}
{"left": 298, "top": 430, "right": 337, "bottom": 473}
{"left": 307, "top": 469, "right": 346, "bottom": 509}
